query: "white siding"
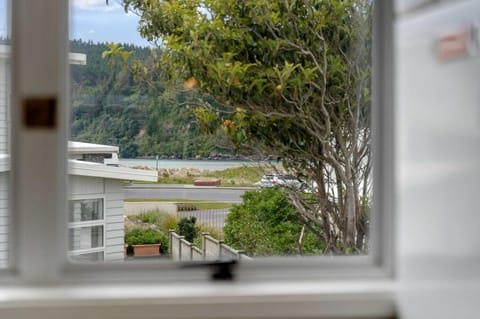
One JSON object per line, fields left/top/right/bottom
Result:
{"left": 69, "top": 177, "right": 126, "bottom": 263}
{"left": 69, "top": 176, "right": 104, "bottom": 196}
{"left": 0, "top": 55, "right": 12, "bottom": 265}
{"left": 0, "top": 60, "right": 9, "bottom": 154}
{"left": 0, "top": 173, "right": 8, "bottom": 267}
{"left": 104, "top": 179, "right": 125, "bottom": 262}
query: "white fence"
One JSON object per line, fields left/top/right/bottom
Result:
{"left": 169, "top": 230, "right": 251, "bottom": 261}
{"left": 177, "top": 208, "right": 228, "bottom": 232}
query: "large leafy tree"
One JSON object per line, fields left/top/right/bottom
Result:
{"left": 120, "top": 0, "right": 372, "bottom": 253}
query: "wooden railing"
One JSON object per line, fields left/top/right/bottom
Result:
{"left": 169, "top": 230, "right": 251, "bottom": 261}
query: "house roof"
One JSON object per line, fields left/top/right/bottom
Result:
{"left": 0, "top": 155, "right": 157, "bottom": 182}
{"left": 69, "top": 160, "right": 157, "bottom": 182}
{"left": 68, "top": 141, "right": 119, "bottom": 155}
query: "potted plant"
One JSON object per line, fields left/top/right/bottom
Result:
{"left": 124, "top": 228, "right": 167, "bottom": 257}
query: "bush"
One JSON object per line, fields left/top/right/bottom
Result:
{"left": 127, "top": 210, "right": 179, "bottom": 234}
{"left": 177, "top": 216, "right": 197, "bottom": 242}
{"left": 160, "top": 214, "right": 180, "bottom": 232}
{"left": 177, "top": 203, "right": 198, "bottom": 211}
{"left": 124, "top": 228, "right": 166, "bottom": 245}
{"left": 224, "top": 188, "right": 324, "bottom": 256}
{"left": 137, "top": 210, "right": 163, "bottom": 224}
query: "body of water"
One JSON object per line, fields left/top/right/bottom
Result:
{"left": 119, "top": 158, "right": 262, "bottom": 171}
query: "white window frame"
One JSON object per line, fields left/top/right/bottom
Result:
{"left": 67, "top": 196, "right": 105, "bottom": 261}
{"left": 0, "top": 1, "right": 396, "bottom": 318}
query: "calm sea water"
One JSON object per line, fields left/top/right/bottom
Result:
{"left": 119, "top": 158, "right": 261, "bottom": 171}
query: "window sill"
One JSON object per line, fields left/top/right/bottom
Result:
{"left": 0, "top": 280, "right": 396, "bottom": 319}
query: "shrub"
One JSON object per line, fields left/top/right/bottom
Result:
{"left": 160, "top": 214, "right": 180, "bottom": 232}
{"left": 158, "top": 235, "right": 169, "bottom": 254}
{"left": 224, "top": 188, "right": 325, "bottom": 256}
{"left": 124, "top": 228, "right": 166, "bottom": 245}
{"left": 128, "top": 210, "right": 179, "bottom": 235}
{"left": 137, "top": 210, "right": 164, "bottom": 224}
{"left": 177, "top": 203, "right": 198, "bottom": 211}
{"left": 177, "top": 216, "right": 197, "bottom": 242}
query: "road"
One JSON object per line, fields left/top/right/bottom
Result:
{"left": 124, "top": 184, "right": 255, "bottom": 202}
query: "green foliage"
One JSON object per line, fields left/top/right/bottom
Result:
{"left": 133, "top": 209, "right": 180, "bottom": 234}
{"left": 203, "top": 166, "right": 263, "bottom": 182}
{"left": 124, "top": 228, "right": 166, "bottom": 245}
{"left": 70, "top": 39, "right": 235, "bottom": 158}
{"left": 176, "top": 203, "right": 198, "bottom": 212}
{"left": 177, "top": 217, "right": 197, "bottom": 243}
{"left": 136, "top": 210, "right": 164, "bottom": 224}
{"left": 120, "top": 0, "right": 373, "bottom": 252}
{"left": 224, "top": 188, "right": 324, "bottom": 256}
{"left": 155, "top": 166, "right": 263, "bottom": 187}
{"left": 160, "top": 214, "right": 180, "bottom": 234}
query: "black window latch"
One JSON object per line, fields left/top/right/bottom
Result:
{"left": 181, "top": 258, "right": 237, "bottom": 281}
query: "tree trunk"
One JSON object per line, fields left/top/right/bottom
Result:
{"left": 356, "top": 215, "right": 366, "bottom": 252}
{"left": 316, "top": 165, "right": 336, "bottom": 252}
{"left": 344, "top": 163, "right": 357, "bottom": 249}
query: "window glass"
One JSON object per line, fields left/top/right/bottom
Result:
{"left": 68, "top": 198, "right": 104, "bottom": 259}
{"left": 69, "top": 0, "right": 372, "bottom": 263}
{"left": 69, "top": 199, "right": 103, "bottom": 223}
{"left": 68, "top": 225, "right": 104, "bottom": 250}
{"left": 0, "top": 0, "right": 10, "bottom": 269}
{"left": 69, "top": 251, "right": 104, "bottom": 262}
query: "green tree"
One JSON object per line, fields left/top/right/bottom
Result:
{"left": 177, "top": 216, "right": 197, "bottom": 243}
{"left": 224, "top": 188, "right": 324, "bottom": 256}
{"left": 120, "top": 0, "right": 372, "bottom": 253}
{"left": 71, "top": 39, "right": 230, "bottom": 158}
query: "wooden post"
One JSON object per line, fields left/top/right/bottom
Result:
{"left": 168, "top": 229, "right": 175, "bottom": 259}
{"left": 202, "top": 232, "right": 210, "bottom": 260}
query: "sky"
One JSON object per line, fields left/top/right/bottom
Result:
{"left": 0, "top": 0, "right": 150, "bottom": 47}
{"left": 70, "top": 0, "right": 151, "bottom": 47}
{"left": 0, "top": 0, "right": 7, "bottom": 38}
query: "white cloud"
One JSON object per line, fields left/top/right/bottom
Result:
{"left": 87, "top": 29, "right": 96, "bottom": 34}
{"left": 72, "top": 0, "right": 121, "bottom": 12}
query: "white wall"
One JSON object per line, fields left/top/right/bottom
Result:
{"left": 70, "top": 176, "right": 125, "bottom": 262}
{"left": 0, "top": 58, "right": 8, "bottom": 154}
{"left": 0, "top": 173, "right": 8, "bottom": 267}
{"left": 396, "top": 0, "right": 480, "bottom": 317}
{"left": 104, "top": 179, "right": 125, "bottom": 262}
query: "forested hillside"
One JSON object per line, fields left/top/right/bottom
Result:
{"left": 70, "top": 39, "right": 230, "bottom": 158}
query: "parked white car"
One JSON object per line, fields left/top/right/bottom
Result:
{"left": 259, "top": 173, "right": 306, "bottom": 190}
{"left": 259, "top": 174, "right": 276, "bottom": 188}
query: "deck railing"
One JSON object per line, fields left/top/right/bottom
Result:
{"left": 169, "top": 230, "right": 251, "bottom": 261}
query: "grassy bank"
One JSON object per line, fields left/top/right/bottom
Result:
{"left": 132, "top": 165, "right": 270, "bottom": 187}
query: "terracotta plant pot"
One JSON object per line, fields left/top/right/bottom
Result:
{"left": 124, "top": 244, "right": 161, "bottom": 257}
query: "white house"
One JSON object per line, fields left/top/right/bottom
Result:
{"left": 67, "top": 142, "right": 157, "bottom": 262}
{"left": 0, "top": 45, "right": 157, "bottom": 265}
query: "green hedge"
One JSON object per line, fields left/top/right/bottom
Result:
{"left": 124, "top": 228, "right": 165, "bottom": 245}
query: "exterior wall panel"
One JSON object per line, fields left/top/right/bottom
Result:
{"left": 104, "top": 179, "right": 125, "bottom": 262}
{"left": 69, "top": 176, "right": 126, "bottom": 263}
{"left": 0, "top": 60, "right": 8, "bottom": 154}
{"left": 0, "top": 174, "right": 8, "bottom": 267}
{"left": 70, "top": 176, "right": 104, "bottom": 196}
